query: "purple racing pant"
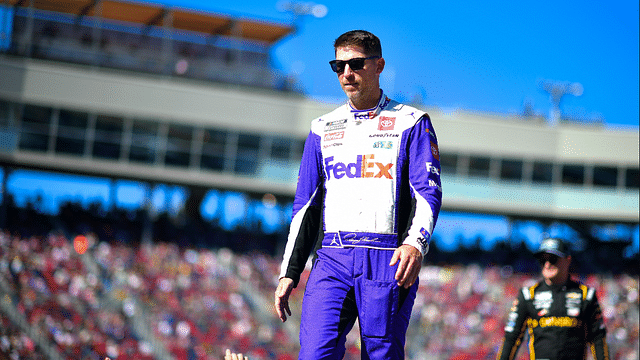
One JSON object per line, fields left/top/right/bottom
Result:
{"left": 299, "top": 235, "right": 418, "bottom": 360}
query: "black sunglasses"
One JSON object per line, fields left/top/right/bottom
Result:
{"left": 329, "top": 56, "right": 380, "bottom": 73}
{"left": 537, "top": 253, "right": 560, "bottom": 266}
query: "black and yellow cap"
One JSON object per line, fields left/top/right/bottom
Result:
{"left": 535, "top": 238, "right": 570, "bottom": 258}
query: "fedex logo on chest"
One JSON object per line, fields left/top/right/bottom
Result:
{"left": 325, "top": 155, "right": 394, "bottom": 180}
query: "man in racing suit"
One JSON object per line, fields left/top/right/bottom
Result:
{"left": 274, "top": 30, "right": 442, "bottom": 359}
{"left": 497, "top": 238, "right": 609, "bottom": 360}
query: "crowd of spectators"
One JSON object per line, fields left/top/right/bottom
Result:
{"left": 0, "top": 231, "right": 155, "bottom": 360}
{"left": 0, "top": 192, "right": 637, "bottom": 360}
{"left": 91, "top": 240, "right": 297, "bottom": 360}
{"left": 1, "top": 227, "right": 638, "bottom": 360}
{"left": 1, "top": 313, "right": 46, "bottom": 360}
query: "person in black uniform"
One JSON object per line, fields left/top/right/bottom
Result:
{"left": 496, "top": 237, "right": 610, "bottom": 360}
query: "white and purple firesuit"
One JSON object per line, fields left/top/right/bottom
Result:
{"left": 279, "top": 91, "right": 442, "bottom": 359}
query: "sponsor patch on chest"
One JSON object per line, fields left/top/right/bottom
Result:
{"left": 377, "top": 116, "right": 396, "bottom": 131}
{"left": 533, "top": 291, "right": 553, "bottom": 309}
{"left": 324, "top": 131, "right": 344, "bottom": 141}
{"left": 325, "top": 119, "right": 348, "bottom": 132}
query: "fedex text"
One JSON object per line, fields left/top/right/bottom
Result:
{"left": 325, "top": 155, "right": 394, "bottom": 180}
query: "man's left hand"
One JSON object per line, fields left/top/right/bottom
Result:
{"left": 389, "top": 245, "right": 423, "bottom": 288}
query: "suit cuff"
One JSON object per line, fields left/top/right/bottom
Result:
{"left": 402, "top": 237, "right": 429, "bottom": 256}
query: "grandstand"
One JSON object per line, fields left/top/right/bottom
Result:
{"left": 0, "top": 1, "right": 638, "bottom": 359}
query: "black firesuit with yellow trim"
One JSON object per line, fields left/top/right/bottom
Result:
{"left": 497, "top": 279, "right": 609, "bottom": 360}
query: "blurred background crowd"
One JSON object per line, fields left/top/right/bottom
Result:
{"left": 0, "top": 1, "right": 637, "bottom": 359}
{"left": 0, "top": 199, "right": 637, "bottom": 360}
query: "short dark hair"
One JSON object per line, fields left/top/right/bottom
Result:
{"left": 334, "top": 30, "right": 382, "bottom": 57}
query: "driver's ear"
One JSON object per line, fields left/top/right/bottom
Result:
{"left": 376, "top": 57, "right": 385, "bottom": 74}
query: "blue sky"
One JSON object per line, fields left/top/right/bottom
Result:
{"left": 142, "top": 0, "right": 639, "bottom": 128}
{"left": 1, "top": 1, "right": 638, "bottom": 251}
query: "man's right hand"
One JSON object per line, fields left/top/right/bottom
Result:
{"left": 274, "top": 277, "right": 294, "bottom": 322}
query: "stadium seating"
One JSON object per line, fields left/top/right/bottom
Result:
{"left": 1, "top": 229, "right": 638, "bottom": 360}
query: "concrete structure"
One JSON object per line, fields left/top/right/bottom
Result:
{"left": 0, "top": 0, "right": 637, "bottom": 223}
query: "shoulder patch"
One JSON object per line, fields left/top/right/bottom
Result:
{"left": 579, "top": 284, "right": 588, "bottom": 300}
{"left": 526, "top": 283, "right": 539, "bottom": 300}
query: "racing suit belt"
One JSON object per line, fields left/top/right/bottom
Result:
{"left": 323, "top": 232, "right": 398, "bottom": 249}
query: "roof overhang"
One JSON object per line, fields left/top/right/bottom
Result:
{"left": 6, "top": 0, "right": 294, "bottom": 44}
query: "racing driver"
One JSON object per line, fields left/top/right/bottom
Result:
{"left": 497, "top": 237, "right": 610, "bottom": 360}
{"left": 274, "top": 30, "right": 442, "bottom": 359}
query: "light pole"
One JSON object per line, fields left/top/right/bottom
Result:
{"left": 275, "top": 1, "right": 327, "bottom": 92}
{"left": 276, "top": 1, "right": 328, "bottom": 27}
{"left": 539, "top": 79, "right": 583, "bottom": 126}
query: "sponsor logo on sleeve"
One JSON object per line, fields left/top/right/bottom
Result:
{"left": 429, "top": 180, "right": 442, "bottom": 192}
{"left": 430, "top": 142, "right": 440, "bottom": 161}
{"left": 417, "top": 228, "right": 430, "bottom": 253}
{"left": 426, "top": 162, "right": 440, "bottom": 176}
{"left": 505, "top": 311, "right": 518, "bottom": 332}
{"left": 510, "top": 299, "right": 519, "bottom": 312}
{"left": 419, "top": 228, "right": 431, "bottom": 243}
